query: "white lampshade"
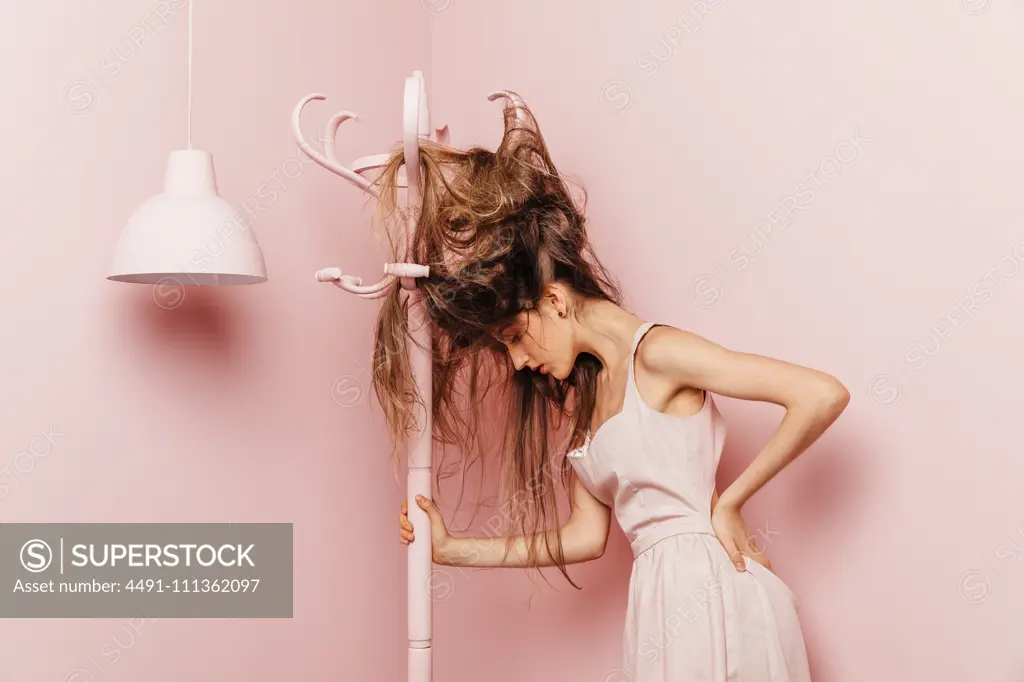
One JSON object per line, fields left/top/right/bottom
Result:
{"left": 108, "top": 149, "right": 267, "bottom": 285}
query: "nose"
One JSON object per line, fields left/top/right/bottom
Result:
{"left": 511, "top": 350, "right": 532, "bottom": 371}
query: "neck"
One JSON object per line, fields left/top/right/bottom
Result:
{"left": 574, "top": 300, "right": 645, "bottom": 373}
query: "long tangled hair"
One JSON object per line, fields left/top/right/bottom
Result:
{"left": 369, "top": 94, "right": 622, "bottom": 589}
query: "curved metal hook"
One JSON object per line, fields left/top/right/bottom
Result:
{"left": 291, "top": 93, "right": 380, "bottom": 199}
{"left": 315, "top": 262, "right": 429, "bottom": 297}
{"left": 486, "top": 90, "right": 529, "bottom": 126}
{"left": 301, "top": 74, "right": 444, "bottom": 298}
{"left": 315, "top": 268, "right": 397, "bottom": 297}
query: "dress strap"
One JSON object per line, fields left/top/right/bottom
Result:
{"left": 626, "top": 321, "right": 658, "bottom": 388}
{"left": 580, "top": 321, "right": 658, "bottom": 447}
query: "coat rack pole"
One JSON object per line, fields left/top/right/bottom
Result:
{"left": 292, "top": 70, "right": 438, "bottom": 682}
{"left": 291, "top": 76, "right": 524, "bottom": 682}
{"left": 405, "top": 284, "right": 433, "bottom": 682}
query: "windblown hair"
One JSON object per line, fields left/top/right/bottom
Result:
{"left": 369, "top": 94, "right": 622, "bottom": 589}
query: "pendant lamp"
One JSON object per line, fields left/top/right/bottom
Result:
{"left": 108, "top": 0, "right": 267, "bottom": 286}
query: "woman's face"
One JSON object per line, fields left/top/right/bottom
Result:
{"left": 497, "top": 304, "right": 575, "bottom": 380}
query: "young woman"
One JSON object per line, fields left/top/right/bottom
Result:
{"left": 376, "top": 94, "right": 849, "bottom": 681}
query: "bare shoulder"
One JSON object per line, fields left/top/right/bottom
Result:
{"left": 636, "top": 324, "right": 721, "bottom": 376}
{"left": 635, "top": 322, "right": 849, "bottom": 409}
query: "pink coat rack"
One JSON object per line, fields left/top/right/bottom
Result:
{"left": 291, "top": 72, "right": 527, "bottom": 682}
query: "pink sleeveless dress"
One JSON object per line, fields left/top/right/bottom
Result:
{"left": 567, "top": 322, "right": 812, "bottom": 681}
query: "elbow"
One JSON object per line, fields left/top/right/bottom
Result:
{"left": 563, "top": 514, "right": 611, "bottom": 563}
{"left": 575, "top": 529, "right": 608, "bottom": 563}
{"left": 819, "top": 377, "right": 850, "bottom": 417}
{"left": 578, "top": 534, "right": 606, "bottom": 563}
{"left": 794, "top": 376, "right": 849, "bottom": 419}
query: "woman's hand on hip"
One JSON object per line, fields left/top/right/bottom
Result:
{"left": 711, "top": 501, "right": 773, "bottom": 573}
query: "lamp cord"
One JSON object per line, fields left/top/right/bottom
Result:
{"left": 187, "top": 0, "right": 193, "bottom": 150}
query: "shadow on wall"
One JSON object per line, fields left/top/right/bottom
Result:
{"left": 104, "top": 283, "right": 249, "bottom": 373}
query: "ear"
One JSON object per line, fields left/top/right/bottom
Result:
{"left": 544, "top": 282, "right": 568, "bottom": 316}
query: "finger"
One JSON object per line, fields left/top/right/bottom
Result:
{"left": 402, "top": 499, "right": 407, "bottom": 513}
{"left": 416, "top": 494, "right": 435, "bottom": 517}
{"left": 741, "top": 538, "right": 770, "bottom": 570}
{"left": 417, "top": 495, "right": 447, "bottom": 535}
{"left": 740, "top": 536, "right": 771, "bottom": 571}
{"left": 720, "top": 537, "right": 746, "bottom": 571}
{"left": 743, "top": 534, "right": 762, "bottom": 558}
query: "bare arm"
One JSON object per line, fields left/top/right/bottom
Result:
{"left": 435, "top": 469, "right": 611, "bottom": 568}
{"left": 641, "top": 326, "right": 850, "bottom": 510}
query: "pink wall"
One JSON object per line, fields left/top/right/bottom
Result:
{"left": 3, "top": 0, "right": 1023, "bottom": 681}
{"left": 429, "top": 1, "right": 1024, "bottom": 681}
{"left": 1, "top": 0, "right": 429, "bottom": 680}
